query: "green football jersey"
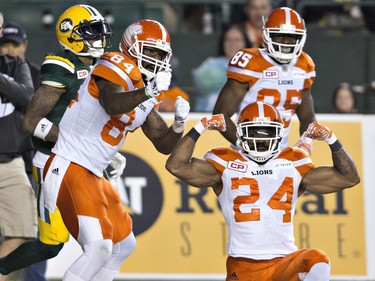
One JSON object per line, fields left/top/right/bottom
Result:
{"left": 34, "top": 50, "right": 93, "bottom": 155}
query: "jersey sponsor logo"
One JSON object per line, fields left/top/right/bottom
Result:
{"left": 76, "top": 69, "right": 89, "bottom": 79}
{"left": 60, "top": 19, "right": 73, "bottom": 32}
{"left": 293, "top": 71, "right": 305, "bottom": 78}
{"left": 251, "top": 169, "right": 273, "bottom": 176}
{"left": 108, "top": 152, "right": 163, "bottom": 236}
{"left": 227, "top": 161, "right": 247, "bottom": 173}
{"left": 275, "top": 163, "right": 292, "bottom": 167}
{"left": 263, "top": 70, "right": 278, "bottom": 79}
{"left": 278, "top": 80, "right": 293, "bottom": 85}
{"left": 52, "top": 168, "right": 59, "bottom": 175}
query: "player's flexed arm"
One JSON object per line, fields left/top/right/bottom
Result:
{"left": 299, "top": 122, "right": 360, "bottom": 194}
{"left": 166, "top": 114, "right": 226, "bottom": 192}
{"left": 213, "top": 79, "right": 248, "bottom": 146}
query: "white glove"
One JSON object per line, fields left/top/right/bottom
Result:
{"left": 110, "top": 152, "right": 126, "bottom": 182}
{"left": 145, "top": 71, "right": 172, "bottom": 98}
{"left": 172, "top": 96, "right": 190, "bottom": 133}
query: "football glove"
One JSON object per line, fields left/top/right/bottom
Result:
{"left": 194, "top": 114, "right": 226, "bottom": 134}
{"left": 304, "top": 121, "right": 337, "bottom": 144}
{"left": 172, "top": 96, "right": 190, "bottom": 133}
{"left": 145, "top": 71, "right": 172, "bottom": 98}
{"left": 294, "top": 133, "right": 313, "bottom": 155}
{"left": 110, "top": 152, "right": 126, "bottom": 182}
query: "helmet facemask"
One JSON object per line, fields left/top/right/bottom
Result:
{"left": 127, "top": 33, "right": 172, "bottom": 81}
{"left": 262, "top": 7, "right": 307, "bottom": 64}
{"left": 263, "top": 28, "right": 306, "bottom": 64}
{"left": 236, "top": 120, "right": 283, "bottom": 164}
{"left": 71, "top": 19, "right": 112, "bottom": 58}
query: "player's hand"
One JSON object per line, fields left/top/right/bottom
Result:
{"left": 304, "top": 121, "right": 337, "bottom": 144}
{"left": 294, "top": 133, "right": 313, "bottom": 155}
{"left": 201, "top": 114, "right": 226, "bottom": 132}
{"left": 172, "top": 96, "right": 190, "bottom": 133}
{"left": 145, "top": 71, "right": 172, "bottom": 98}
{"left": 110, "top": 152, "right": 126, "bottom": 182}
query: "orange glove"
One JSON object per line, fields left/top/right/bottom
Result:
{"left": 194, "top": 114, "right": 226, "bottom": 134}
{"left": 304, "top": 121, "right": 337, "bottom": 144}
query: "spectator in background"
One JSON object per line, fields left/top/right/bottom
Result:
{"left": 192, "top": 24, "right": 251, "bottom": 112}
{"left": 242, "top": 0, "right": 273, "bottom": 47}
{"left": 0, "top": 11, "right": 37, "bottom": 281}
{"left": 332, "top": 82, "right": 359, "bottom": 114}
{"left": 301, "top": 0, "right": 368, "bottom": 34}
{"left": 0, "top": 23, "right": 40, "bottom": 90}
{"left": 0, "top": 22, "right": 45, "bottom": 281}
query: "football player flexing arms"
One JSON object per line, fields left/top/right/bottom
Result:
{"left": 213, "top": 7, "right": 316, "bottom": 154}
{"left": 0, "top": 4, "right": 123, "bottom": 279}
{"left": 43, "top": 19, "right": 189, "bottom": 280}
{"left": 166, "top": 102, "right": 360, "bottom": 281}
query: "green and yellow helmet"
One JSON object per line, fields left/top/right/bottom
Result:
{"left": 56, "top": 4, "right": 112, "bottom": 58}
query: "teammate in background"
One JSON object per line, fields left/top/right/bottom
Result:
{"left": 213, "top": 7, "right": 316, "bottom": 154}
{"left": 43, "top": 19, "right": 189, "bottom": 280}
{"left": 166, "top": 102, "right": 360, "bottom": 281}
{"left": 0, "top": 5, "right": 123, "bottom": 279}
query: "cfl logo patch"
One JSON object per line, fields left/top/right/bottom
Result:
{"left": 60, "top": 19, "right": 73, "bottom": 32}
{"left": 227, "top": 161, "right": 247, "bottom": 173}
{"left": 263, "top": 70, "right": 278, "bottom": 79}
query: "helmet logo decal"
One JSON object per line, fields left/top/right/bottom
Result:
{"left": 60, "top": 19, "right": 73, "bottom": 33}
{"left": 132, "top": 24, "right": 143, "bottom": 37}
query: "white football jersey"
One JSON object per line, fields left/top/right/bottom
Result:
{"left": 52, "top": 52, "right": 161, "bottom": 177}
{"left": 227, "top": 48, "right": 315, "bottom": 149}
{"left": 205, "top": 146, "right": 314, "bottom": 260}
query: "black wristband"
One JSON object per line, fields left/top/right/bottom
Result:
{"left": 329, "top": 140, "right": 343, "bottom": 152}
{"left": 187, "top": 128, "right": 201, "bottom": 142}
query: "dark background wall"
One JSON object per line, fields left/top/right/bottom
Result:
{"left": 1, "top": 0, "right": 375, "bottom": 113}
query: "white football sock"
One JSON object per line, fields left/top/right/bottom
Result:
{"left": 299, "top": 262, "right": 330, "bottom": 281}
{"left": 63, "top": 239, "right": 113, "bottom": 281}
{"left": 91, "top": 232, "right": 136, "bottom": 281}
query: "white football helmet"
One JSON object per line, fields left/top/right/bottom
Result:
{"left": 262, "top": 7, "right": 306, "bottom": 64}
{"left": 236, "top": 102, "right": 284, "bottom": 164}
